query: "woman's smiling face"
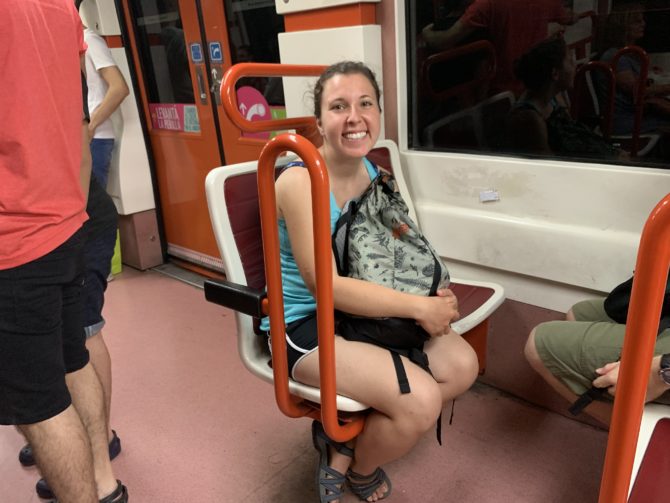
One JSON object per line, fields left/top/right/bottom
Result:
{"left": 317, "top": 72, "right": 381, "bottom": 161}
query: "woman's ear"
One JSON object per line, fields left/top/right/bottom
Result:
{"left": 317, "top": 119, "right": 324, "bottom": 136}
{"left": 551, "top": 67, "right": 560, "bottom": 82}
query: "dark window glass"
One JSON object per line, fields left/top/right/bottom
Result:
{"left": 224, "top": 0, "right": 285, "bottom": 106}
{"left": 407, "top": 0, "right": 670, "bottom": 167}
{"left": 130, "top": 0, "right": 194, "bottom": 104}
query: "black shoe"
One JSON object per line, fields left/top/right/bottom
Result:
{"left": 38, "top": 479, "right": 128, "bottom": 502}
{"left": 33, "top": 431, "right": 123, "bottom": 499}
{"left": 21, "top": 430, "right": 121, "bottom": 468}
{"left": 18, "top": 443, "right": 35, "bottom": 467}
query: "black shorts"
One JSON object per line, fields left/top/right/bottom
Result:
{"left": 268, "top": 313, "right": 319, "bottom": 379}
{"left": 0, "top": 228, "right": 90, "bottom": 425}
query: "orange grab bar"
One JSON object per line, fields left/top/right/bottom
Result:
{"left": 599, "top": 193, "right": 670, "bottom": 502}
{"left": 220, "top": 63, "right": 326, "bottom": 134}
{"left": 257, "top": 132, "right": 365, "bottom": 443}
{"left": 572, "top": 61, "right": 616, "bottom": 139}
{"left": 611, "top": 46, "right": 649, "bottom": 157}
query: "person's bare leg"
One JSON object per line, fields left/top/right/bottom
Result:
{"left": 424, "top": 329, "right": 479, "bottom": 405}
{"left": 525, "top": 328, "right": 612, "bottom": 426}
{"left": 65, "top": 363, "right": 118, "bottom": 499}
{"left": 295, "top": 338, "right": 443, "bottom": 501}
{"left": 19, "top": 405, "right": 97, "bottom": 503}
{"left": 86, "top": 331, "right": 114, "bottom": 441}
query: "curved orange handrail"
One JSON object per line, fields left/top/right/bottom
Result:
{"left": 572, "top": 61, "right": 615, "bottom": 138}
{"left": 611, "top": 45, "right": 649, "bottom": 157}
{"left": 598, "top": 193, "right": 670, "bottom": 502}
{"left": 257, "top": 133, "right": 365, "bottom": 443}
{"left": 220, "top": 62, "right": 326, "bottom": 139}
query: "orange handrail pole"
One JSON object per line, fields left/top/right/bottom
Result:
{"left": 220, "top": 62, "right": 326, "bottom": 135}
{"left": 598, "top": 193, "right": 670, "bottom": 503}
{"left": 257, "top": 133, "right": 365, "bottom": 443}
{"left": 612, "top": 46, "right": 649, "bottom": 157}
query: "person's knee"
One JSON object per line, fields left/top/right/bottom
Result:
{"left": 524, "top": 328, "right": 542, "bottom": 369}
{"left": 399, "top": 381, "right": 443, "bottom": 434}
{"left": 457, "top": 343, "right": 480, "bottom": 385}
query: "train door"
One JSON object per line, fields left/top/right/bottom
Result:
{"left": 119, "top": 0, "right": 284, "bottom": 271}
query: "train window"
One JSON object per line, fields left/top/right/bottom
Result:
{"left": 406, "top": 0, "right": 670, "bottom": 168}
{"left": 129, "top": 0, "right": 195, "bottom": 104}
{"left": 223, "top": 0, "right": 285, "bottom": 107}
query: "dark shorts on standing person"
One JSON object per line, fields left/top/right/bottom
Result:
{"left": 0, "top": 228, "right": 89, "bottom": 425}
{"left": 82, "top": 177, "right": 119, "bottom": 338}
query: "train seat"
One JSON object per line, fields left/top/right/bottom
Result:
{"left": 628, "top": 405, "right": 670, "bottom": 501}
{"left": 203, "top": 139, "right": 504, "bottom": 414}
{"left": 572, "top": 54, "right": 660, "bottom": 157}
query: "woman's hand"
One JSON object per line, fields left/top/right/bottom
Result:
{"left": 415, "top": 288, "right": 460, "bottom": 337}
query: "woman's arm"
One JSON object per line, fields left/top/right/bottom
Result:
{"left": 276, "top": 167, "right": 459, "bottom": 337}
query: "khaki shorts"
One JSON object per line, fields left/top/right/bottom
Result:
{"left": 535, "top": 298, "right": 670, "bottom": 399}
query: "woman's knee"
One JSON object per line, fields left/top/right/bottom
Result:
{"left": 398, "top": 379, "right": 443, "bottom": 433}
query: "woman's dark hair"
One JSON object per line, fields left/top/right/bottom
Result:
{"left": 312, "top": 61, "right": 382, "bottom": 119}
{"left": 514, "top": 36, "right": 567, "bottom": 91}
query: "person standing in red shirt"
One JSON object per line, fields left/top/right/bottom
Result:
{"left": 0, "top": 1, "right": 127, "bottom": 501}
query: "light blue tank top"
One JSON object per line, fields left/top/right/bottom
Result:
{"left": 260, "top": 158, "right": 378, "bottom": 331}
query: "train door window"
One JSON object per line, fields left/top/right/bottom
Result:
{"left": 406, "top": 0, "right": 670, "bottom": 168}
{"left": 223, "top": 0, "right": 285, "bottom": 108}
{"left": 130, "top": 0, "right": 195, "bottom": 105}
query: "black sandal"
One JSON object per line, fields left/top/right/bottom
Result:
{"left": 347, "top": 467, "right": 392, "bottom": 501}
{"left": 311, "top": 421, "right": 353, "bottom": 502}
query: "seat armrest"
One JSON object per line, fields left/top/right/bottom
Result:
{"left": 204, "top": 279, "right": 267, "bottom": 319}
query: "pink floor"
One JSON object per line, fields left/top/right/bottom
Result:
{"left": 1, "top": 267, "right": 608, "bottom": 502}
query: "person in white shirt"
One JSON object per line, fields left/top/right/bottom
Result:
{"left": 83, "top": 21, "right": 129, "bottom": 187}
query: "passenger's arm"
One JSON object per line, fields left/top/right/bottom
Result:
{"left": 80, "top": 121, "right": 92, "bottom": 201}
{"left": 276, "top": 168, "right": 459, "bottom": 337}
{"left": 592, "top": 355, "right": 669, "bottom": 402}
{"left": 421, "top": 20, "right": 477, "bottom": 51}
{"left": 88, "top": 65, "right": 129, "bottom": 135}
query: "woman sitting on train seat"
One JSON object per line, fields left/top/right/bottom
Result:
{"left": 524, "top": 297, "right": 670, "bottom": 426}
{"left": 596, "top": 3, "right": 670, "bottom": 137}
{"left": 506, "top": 36, "right": 623, "bottom": 160}
{"left": 261, "top": 61, "right": 478, "bottom": 502}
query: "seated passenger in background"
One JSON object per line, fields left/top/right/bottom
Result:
{"left": 506, "top": 36, "right": 623, "bottom": 160}
{"left": 264, "top": 61, "right": 478, "bottom": 502}
{"left": 525, "top": 298, "right": 670, "bottom": 426}
{"left": 422, "top": 0, "right": 576, "bottom": 95}
{"left": 596, "top": 2, "right": 670, "bottom": 136}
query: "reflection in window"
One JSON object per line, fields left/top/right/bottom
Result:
{"left": 407, "top": 0, "right": 670, "bottom": 167}
{"left": 130, "top": 0, "right": 194, "bottom": 104}
{"left": 224, "top": 0, "right": 285, "bottom": 107}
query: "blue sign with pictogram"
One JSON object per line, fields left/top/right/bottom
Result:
{"left": 189, "top": 43, "right": 203, "bottom": 63}
{"left": 209, "top": 42, "right": 223, "bottom": 63}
